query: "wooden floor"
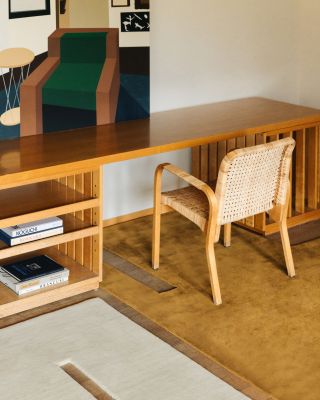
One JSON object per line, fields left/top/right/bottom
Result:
{"left": 0, "top": 288, "right": 273, "bottom": 400}
{"left": 103, "top": 249, "right": 176, "bottom": 293}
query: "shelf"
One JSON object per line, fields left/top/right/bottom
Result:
{"left": 0, "top": 248, "right": 99, "bottom": 318}
{"left": 0, "top": 167, "right": 103, "bottom": 318}
{"left": 0, "top": 215, "right": 99, "bottom": 260}
{"left": 0, "top": 180, "right": 99, "bottom": 229}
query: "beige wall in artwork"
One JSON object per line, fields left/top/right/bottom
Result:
{"left": 62, "top": 0, "right": 109, "bottom": 28}
{"left": 58, "top": 0, "right": 70, "bottom": 28}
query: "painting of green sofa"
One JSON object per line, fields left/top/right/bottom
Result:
{"left": 0, "top": 0, "right": 150, "bottom": 139}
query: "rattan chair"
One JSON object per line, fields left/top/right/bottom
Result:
{"left": 152, "top": 137, "right": 296, "bottom": 305}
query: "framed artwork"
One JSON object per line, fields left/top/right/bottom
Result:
{"left": 111, "top": 0, "right": 130, "bottom": 7}
{"left": 135, "top": 0, "right": 149, "bottom": 9}
{"left": 9, "top": 0, "right": 51, "bottom": 19}
{"left": 1, "top": 0, "right": 150, "bottom": 140}
{"left": 121, "top": 12, "right": 149, "bottom": 32}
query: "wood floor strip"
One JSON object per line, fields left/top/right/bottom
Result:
{"left": 61, "top": 362, "right": 113, "bottom": 400}
{"left": 0, "top": 289, "right": 274, "bottom": 400}
{"left": 103, "top": 249, "right": 176, "bottom": 293}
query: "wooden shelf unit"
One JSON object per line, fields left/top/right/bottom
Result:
{"left": 0, "top": 167, "right": 103, "bottom": 318}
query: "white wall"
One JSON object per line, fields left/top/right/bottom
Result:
{"left": 103, "top": 0, "right": 300, "bottom": 220}
{"left": 0, "top": 0, "right": 56, "bottom": 56}
{"left": 297, "top": 1, "right": 320, "bottom": 108}
{"left": 103, "top": 149, "right": 191, "bottom": 219}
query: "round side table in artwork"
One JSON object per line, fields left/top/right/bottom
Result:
{"left": 0, "top": 48, "right": 35, "bottom": 126}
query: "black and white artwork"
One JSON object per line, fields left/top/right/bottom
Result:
{"left": 121, "top": 12, "right": 150, "bottom": 32}
{"left": 9, "top": 0, "right": 51, "bottom": 19}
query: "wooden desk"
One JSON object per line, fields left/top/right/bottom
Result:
{"left": 0, "top": 97, "right": 319, "bottom": 316}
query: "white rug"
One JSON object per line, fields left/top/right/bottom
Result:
{"left": 0, "top": 298, "right": 248, "bottom": 400}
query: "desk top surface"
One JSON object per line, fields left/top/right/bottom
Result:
{"left": 1, "top": 97, "right": 320, "bottom": 184}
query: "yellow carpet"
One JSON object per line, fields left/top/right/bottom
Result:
{"left": 102, "top": 213, "right": 320, "bottom": 400}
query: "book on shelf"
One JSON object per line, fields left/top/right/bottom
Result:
{"left": 1, "top": 255, "right": 65, "bottom": 282}
{"left": 1, "top": 217, "right": 63, "bottom": 238}
{"left": 0, "top": 226, "right": 64, "bottom": 246}
{"left": 0, "top": 267, "right": 69, "bottom": 295}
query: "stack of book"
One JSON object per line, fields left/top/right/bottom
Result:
{"left": 0, "top": 217, "right": 63, "bottom": 246}
{"left": 0, "top": 255, "right": 69, "bottom": 295}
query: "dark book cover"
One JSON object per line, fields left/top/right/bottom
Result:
{"left": 2, "top": 255, "right": 64, "bottom": 282}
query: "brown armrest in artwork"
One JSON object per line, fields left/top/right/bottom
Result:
{"left": 20, "top": 57, "right": 60, "bottom": 136}
{"left": 96, "top": 29, "right": 120, "bottom": 125}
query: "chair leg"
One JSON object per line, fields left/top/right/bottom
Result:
{"left": 206, "top": 237, "right": 222, "bottom": 305}
{"left": 152, "top": 205, "right": 161, "bottom": 270}
{"left": 279, "top": 218, "right": 295, "bottom": 277}
{"left": 214, "top": 225, "right": 221, "bottom": 243}
{"left": 223, "top": 223, "right": 231, "bottom": 247}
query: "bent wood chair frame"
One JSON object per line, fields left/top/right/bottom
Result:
{"left": 152, "top": 138, "right": 296, "bottom": 305}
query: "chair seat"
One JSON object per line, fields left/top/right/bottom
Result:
{"left": 162, "top": 182, "right": 215, "bottom": 231}
{"left": 42, "top": 62, "right": 104, "bottom": 111}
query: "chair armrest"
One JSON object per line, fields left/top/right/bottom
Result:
{"left": 96, "top": 58, "right": 120, "bottom": 124}
{"left": 20, "top": 57, "right": 60, "bottom": 136}
{"left": 96, "top": 29, "right": 120, "bottom": 125}
{"left": 21, "top": 57, "right": 60, "bottom": 88}
{"left": 155, "top": 163, "right": 218, "bottom": 242}
{"left": 156, "top": 163, "right": 217, "bottom": 210}
{"left": 162, "top": 164, "right": 208, "bottom": 190}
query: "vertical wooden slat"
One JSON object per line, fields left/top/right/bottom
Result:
{"left": 236, "top": 136, "right": 245, "bottom": 149}
{"left": 75, "top": 173, "right": 84, "bottom": 265}
{"left": 208, "top": 143, "right": 218, "bottom": 182}
{"left": 227, "top": 138, "right": 236, "bottom": 152}
{"left": 306, "top": 127, "right": 318, "bottom": 209}
{"left": 255, "top": 133, "right": 265, "bottom": 145}
{"left": 92, "top": 167, "right": 103, "bottom": 280}
{"left": 58, "top": 176, "right": 68, "bottom": 255}
{"left": 295, "top": 129, "right": 306, "bottom": 214}
{"left": 67, "top": 175, "right": 75, "bottom": 260}
{"left": 200, "top": 145, "right": 209, "bottom": 182}
{"left": 267, "top": 134, "right": 279, "bottom": 142}
{"left": 217, "top": 141, "right": 227, "bottom": 168}
{"left": 83, "top": 172, "right": 93, "bottom": 270}
{"left": 192, "top": 147, "right": 200, "bottom": 178}
{"left": 245, "top": 134, "right": 255, "bottom": 147}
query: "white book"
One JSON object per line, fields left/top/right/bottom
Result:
{"left": 1, "top": 217, "right": 63, "bottom": 238}
{"left": 1, "top": 226, "right": 64, "bottom": 246}
{"left": 0, "top": 267, "right": 69, "bottom": 295}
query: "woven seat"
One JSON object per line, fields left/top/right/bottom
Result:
{"left": 162, "top": 182, "right": 216, "bottom": 231}
{"left": 152, "top": 137, "right": 296, "bottom": 305}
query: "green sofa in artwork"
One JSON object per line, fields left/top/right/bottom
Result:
{"left": 20, "top": 28, "right": 120, "bottom": 136}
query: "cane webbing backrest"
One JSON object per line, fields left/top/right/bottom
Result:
{"left": 215, "top": 137, "right": 295, "bottom": 225}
